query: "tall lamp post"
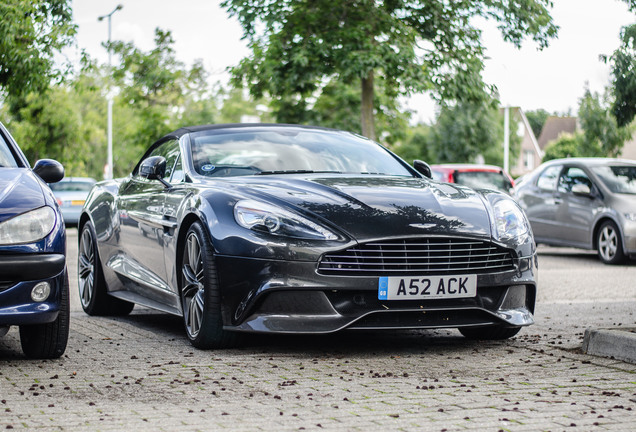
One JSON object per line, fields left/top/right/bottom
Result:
{"left": 98, "top": 4, "right": 123, "bottom": 180}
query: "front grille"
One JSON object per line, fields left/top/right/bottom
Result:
{"left": 318, "top": 237, "right": 515, "bottom": 276}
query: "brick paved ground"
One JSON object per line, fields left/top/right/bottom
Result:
{"left": 1, "top": 231, "right": 634, "bottom": 431}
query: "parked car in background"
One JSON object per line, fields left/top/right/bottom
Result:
{"left": 515, "top": 157, "right": 636, "bottom": 264}
{"left": 78, "top": 124, "right": 537, "bottom": 349}
{"left": 431, "top": 164, "right": 515, "bottom": 195}
{"left": 49, "top": 177, "right": 97, "bottom": 226}
{"left": 0, "top": 121, "right": 69, "bottom": 359}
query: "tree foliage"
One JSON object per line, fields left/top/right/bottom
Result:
{"left": 0, "top": 0, "right": 75, "bottom": 112}
{"left": 542, "top": 133, "right": 581, "bottom": 161}
{"left": 606, "top": 23, "right": 636, "bottom": 127}
{"left": 223, "top": 0, "right": 558, "bottom": 139}
{"left": 578, "top": 88, "right": 633, "bottom": 157}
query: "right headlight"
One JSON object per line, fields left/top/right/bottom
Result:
{"left": 234, "top": 199, "right": 338, "bottom": 240}
{"left": 0, "top": 206, "right": 57, "bottom": 245}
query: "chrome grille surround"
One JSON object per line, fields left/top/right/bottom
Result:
{"left": 318, "top": 237, "right": 516, "bottom": 276}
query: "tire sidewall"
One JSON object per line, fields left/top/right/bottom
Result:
{"left": 181, "top": 222, "right": 224, "bottom": 348}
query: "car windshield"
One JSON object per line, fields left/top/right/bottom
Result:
{"left": 453, "top": 171, "right": 511, "bottom": 193}
{"left": 592, "top": 165, "right": 636, "bottom": 194}
{"left": 0, "top": 135, "right": 18, "bottom": 168}
{"left": 189, "top": 127, "right": 413, "bottom": 177}
{"left": 49, "top": 180, "right": 95, "bottom": 192}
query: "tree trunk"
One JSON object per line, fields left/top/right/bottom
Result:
{"left": 361, "top": 71, "right": 376, "bottom": 141}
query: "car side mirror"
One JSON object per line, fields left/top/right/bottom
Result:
{"left": 33, "top": 159, "right": 64, "bottom": 183}
{"left": 413, "top": 159, "right": 432, "bottom": 178}
{"left": 571, "top": 183, "right": 591, "bottom": 196}
{"left": 139, "top": 156, "right": 171, "bottom": 188}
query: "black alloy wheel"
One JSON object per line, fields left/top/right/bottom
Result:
{"left": 180, "top": 222, "right": 238, "bottom": 349}
{"left": 78, "top": 221, "right": 134, "bottom": 315}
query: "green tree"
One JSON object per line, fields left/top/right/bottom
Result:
{"left": 223, "top": 0, "right": 558, "bottom": 139}
{"left": 605, "top": 23, "right": 636, "bottom": 127}
{"left": 392, "top": 123, "right": 435, "bottom": 164}
{"left": 426, "top": 100, "right": 519, "bottom": 167}
{"left": 0, "top": 0, "right": 75, "bottom": 112}
{"left": 542, "top": 133, "right": 582, "bottom": 161}
{"left": 578, "top": 88, "right": 632, "bottom": 157}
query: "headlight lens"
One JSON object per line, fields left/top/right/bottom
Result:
{"left": 492, "top": 199, "right": 529, "bottom": 241}
{"left": 0, "top": 206, "right": 57, "bottom": 245}
{"left": 234, "top": 200, "right": 338, "bottom": 240}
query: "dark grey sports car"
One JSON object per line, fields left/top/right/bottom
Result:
{"left": 78, "top": 124, "right": 537, "bottom": 349}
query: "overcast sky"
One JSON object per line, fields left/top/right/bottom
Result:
{"left": 72, "top": 0, "right": 635, "bottom": 123}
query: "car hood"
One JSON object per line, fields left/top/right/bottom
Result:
{"left": 227, "top": 175, "right": 492, "bottom": 240}
{"left": 0, "top": 168, "right": 47, "bottom": 223}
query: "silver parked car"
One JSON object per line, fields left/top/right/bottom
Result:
{"left": 49, "top": 177, "right": 96, "bottom": 226}
{"left": 515, "top": 158, "right": 636, "bottom": 264}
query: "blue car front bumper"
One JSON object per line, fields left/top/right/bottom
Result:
{"left": 0, "top": 253, "right": 66, "bottom": 325}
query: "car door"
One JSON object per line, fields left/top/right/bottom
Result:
{"left": 115, "top": 139, "right": 180, "bottom": 299}
{"left": 554, "top": 166, "right": 599, "bottom": 247}
{"left": 518, "top": 164, "right": 563, "bottom": 241}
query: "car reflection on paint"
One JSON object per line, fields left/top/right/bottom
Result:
{"left": 78, "top": 124, "right": 537, "bottom": 349}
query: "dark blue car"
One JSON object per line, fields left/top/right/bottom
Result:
{"left": 0, "top": 121, "right": 68, "bottom": 358}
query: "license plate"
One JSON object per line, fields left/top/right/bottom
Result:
{"left": 71, "top": 200, "right": 85, "bottom": 206}
{"left": 378, "top": 275, "right": 477, "bottom": 300}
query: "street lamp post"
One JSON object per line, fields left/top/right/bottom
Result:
{"left": 98, "top": 4, "right": 123, "bottom": 180}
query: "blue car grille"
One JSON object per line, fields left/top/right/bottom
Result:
{"left": 318, "top": 237, "right": 515, "bottom": 276}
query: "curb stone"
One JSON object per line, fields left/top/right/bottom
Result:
{"left": 582, "top": 327, "right": 636, "bottom": 364}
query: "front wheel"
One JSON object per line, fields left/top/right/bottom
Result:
{"left": 180, "top": 222, "right": 239, "bottom": 349}
{"left": 20, "top": 271, "right": 70, "bottom": 359}
{"left": 459, "top": 325, "right": 521, "bottom": 340}
{"left": 597, "top": 221, "right": 625, "bottom": 265}
{"left": 78, "top": 221, "right": 134, "bottom": 316}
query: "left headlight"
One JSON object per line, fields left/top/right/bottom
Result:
{"left": 0, "top": 206, "right": 57, "bottom": 245}
{"left": 491, "top": 198, "right": 530, "bottom": 242}
{"left": 234, "top": 199, "right": 338, "bottom": 240}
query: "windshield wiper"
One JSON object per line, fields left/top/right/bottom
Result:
{"left": 257, "top": 170, "right": 341, "bottom": 175}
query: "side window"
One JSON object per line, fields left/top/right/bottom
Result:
{"left": 536, "top": 165, "right": 562, "bottom": 191}
{"left": 170, "top": 155, "right": 185, "bottom": 183}
{"left": 558, "top": 167, "right": 592, "bottom": 193}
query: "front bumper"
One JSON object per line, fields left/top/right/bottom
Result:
{"left": 0, "top": 254, "right": 66, "bottom": 325}
{"left": 216, "top": 253, "right": 537, "bottom": 334}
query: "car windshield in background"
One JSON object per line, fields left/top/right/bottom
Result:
{"left": 0, "top": 136, "right": 18, "bottom": 168}
{"left": 592, "top": 165, "right": 636, "bottom": 194}
{"left": 49, "top": 180, "right": 95, "bottom": 192}
{"left": 453, "top": 171, "right": 510, "bottom": 193}
{"left": 190, "top": 128, "right": 413, "bottom": 177}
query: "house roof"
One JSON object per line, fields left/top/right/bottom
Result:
{"left": 537, "top": 116, "right": 577, "bottom": 150}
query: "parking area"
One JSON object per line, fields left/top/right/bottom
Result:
{"left": 1, "top": 229, "right": 635, "bottom": 431}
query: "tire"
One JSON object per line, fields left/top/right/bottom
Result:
{"left": 180, "top": 222, "right": 239, "bottom": 349}
{"left": 78, "top": 221, "right": 134, "bottom": 316}
{"left": 19, "top": 271, "right": 70, "bottom": 359}
{"left": 459, "top": 325, "right": 521, "bottom": 340}
{"left": 597, "top": 220, "right": 625, "bottom": 265}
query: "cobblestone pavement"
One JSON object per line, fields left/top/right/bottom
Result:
{"left": 1, "top": 230, "right": 635, "bottom": 431}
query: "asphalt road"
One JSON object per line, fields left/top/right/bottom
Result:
{"left": 1, "top": 228, "right": 635, "bottom": 431}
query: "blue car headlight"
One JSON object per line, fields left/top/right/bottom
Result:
{"left": 491, "top": 198, "right": 530, "bottom": 242}
{"left": 234, "top": 200, "right": 338, "bottom": 240}
{"left": 0, "top": 206, "right": 57, "bottom": 245}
